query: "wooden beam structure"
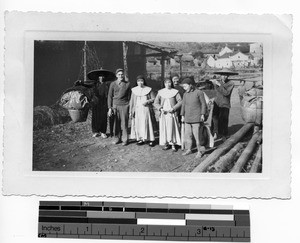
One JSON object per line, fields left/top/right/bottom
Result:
{"left": 231, "top": 132, "right": 261, "bottom": 173}
{"left": 192, "top": 123, "right": 254, "bottom": 172}
{"left": 249, "top": 144, "right": 262, "bottom": 173}
{"left": 210, "top": 143, "right": 244, "bottom": 172}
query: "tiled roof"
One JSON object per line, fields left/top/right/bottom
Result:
{"left": 218, "top": 53, "right": 232, "bottom": 59}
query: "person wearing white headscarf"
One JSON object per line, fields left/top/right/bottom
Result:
{"left": 129, "top": 75, "right": 156, "bottom": 147}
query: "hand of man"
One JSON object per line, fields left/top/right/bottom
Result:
{"left": 200, "top": 114, "right": 205, "bottom": 122}
{"left": 181, "top": 116, "right": 185, "bottom": 123}
{"left": 129, "top": 112, "right": 135, "bottom": 119}
{"left": 211, "top": 79, "right": 220, "bottom": 86}
{"left": 108, "top": 108, "right": 113, "bottom": 117}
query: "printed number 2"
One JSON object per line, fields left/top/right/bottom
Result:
{"left": 140, "top": 227, "right": 145, "bottom": 233}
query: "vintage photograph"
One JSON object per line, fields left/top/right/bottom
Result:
{"left": 3, "top": 12, "right": 290, "bottom": 197}
{"left": 33, "top": 40, "right": 263, "bottom": 173}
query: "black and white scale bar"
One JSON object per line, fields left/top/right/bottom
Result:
{"left": 38, "top": 201, "right": 250, "bottom": 242}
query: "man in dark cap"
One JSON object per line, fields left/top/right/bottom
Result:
{"left": 181, "top": 77, "right": 207, "bottom": 158}
{"left": 211, "top": 75, "right": 234, "bottom": 140}
{"left": 107, "top": 68, "right": 131, "bottom": 145}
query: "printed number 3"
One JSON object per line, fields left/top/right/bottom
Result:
{"left": 197, "top": 229, "right": 201, "bottom": 234}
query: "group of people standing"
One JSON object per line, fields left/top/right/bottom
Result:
{"left": 89, "top": 68, "right": 234, "bottom": 158}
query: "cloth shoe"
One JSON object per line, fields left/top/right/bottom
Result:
{"left": 92, "top": 133, "right": 99, "bottom": 138}
{"left": 182, "top": 150, "right": 192, "bottom": 156}
{"left": 113, "top": 139, "right": 122, "bottom": 145}
{"left": 149, "top": 141, "right": 155, "bottom": 147}
{"left": 195, "top": 151, "right": 203, "bottom": 159}
{"left": 162, "top": 144, "right": 171, "bottom": 150}
{"left": 100, "top": 133, "right": 107, "bottom": 138}
{"left": 122, "top": 140, "right": 129, "bottom": 146}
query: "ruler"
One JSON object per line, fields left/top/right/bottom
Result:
{"left": 38, "top": 201, "right": 250, "bottom": 242}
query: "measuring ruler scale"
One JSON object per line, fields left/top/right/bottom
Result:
{"left": 38, "top": 201, "right": 250, "bottom": 242}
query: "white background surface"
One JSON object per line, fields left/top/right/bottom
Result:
{"left": 0, "top": 1, "right": 299, "bottom": 243}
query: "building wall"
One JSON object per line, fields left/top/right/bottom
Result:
{"left": 207, "top": 56, "right": 216, "bottom": 67}
{"left": 34, "top": 41, "right": 126, "bottom": 106}
{"left": 127, "top": 42, "right": 147, "bottom": 84}
{"left": 230, "top": 52, "right": 249, "bottom": 61}
{"left": 250, "top": 43, "right": 263, "bottom": 55}
{"left": 215, "top": 58, "right": 232, "bottom": 68}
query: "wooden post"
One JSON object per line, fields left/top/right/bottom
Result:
{"left": 122, "top": 42, "right": 129, "bottom": 81}
{"left": 249, "top": 144, "right": 262, "bottom": 173}
{"left": 231, "top": 132, "right": 261, "bottom": 173}
{"left": 192, "top": 123, "right": 254, "bottom": 172}
{"left": 83, "top": 41, "right": 87, "bottom": 82}
{"left": 179, "top": 55, "right": 182, "bottom": 77}
{"left": 161, "top": 54, "right": 165, "bottom": 88}
{"left": 210, "top": 143, "right": 244, "bottom": 172}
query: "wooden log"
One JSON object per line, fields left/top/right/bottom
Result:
{"left": 122, "top": 42, "right": 129, "bottom": 80}
{"left": 160, "top": 54, "right": 166, "bottom": 88}
{"left": 231, "top": 132, "right": 261, "bottom": 173}
{"left": 192, "top": 123, "right": 254, "bottom": 172}
{"left": 249, "top": 144, "right": 262, "bottom": 173}
{"left": 256, "top": 132, "right": 262, "bottom": 144}
{"left": 210, "top": 143, "right": 244, "bottom": 172}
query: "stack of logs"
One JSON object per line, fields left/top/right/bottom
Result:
{"left": 192, "top": 123, "right": 262, "bottom": 173}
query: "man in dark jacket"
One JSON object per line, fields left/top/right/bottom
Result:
{"left": 181, "top": 78, "right": 207, "bottom": 158}
{"left": 107, "top": 69, "right": 131, "bottom": 145}
{"left": 211, "top": 75, "right": 234, "bottom": 140}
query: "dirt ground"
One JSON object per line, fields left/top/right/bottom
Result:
{"left": 33, "top": 87, "right": 246, "bottom": 172}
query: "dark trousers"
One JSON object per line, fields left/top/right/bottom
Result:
{"left": 212, "top": 102, "right": 230, "bottom": 137}
{"left": 112, "top": 104, "right": 129, "bottom": 142}
{"left": 91, "top": 103, "right": 107, "bottom": 134}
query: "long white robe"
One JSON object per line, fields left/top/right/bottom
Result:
{"left": 130, "top": 86, "right": 155, "bottom": 141}
{"left": 156, "top": 88, "right": 181, "bottom": 146}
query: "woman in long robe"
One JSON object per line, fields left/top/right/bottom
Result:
{"left": 129, "top": 75, "right": 156, "bottom": 146}
{"left": 154, "top": 78, "right": 182, "bottom": 151}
